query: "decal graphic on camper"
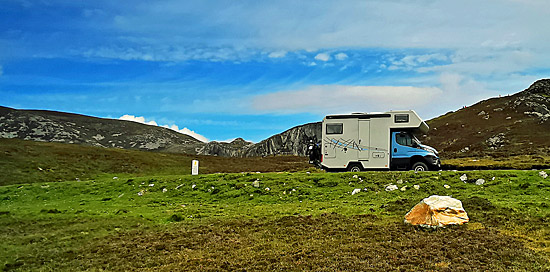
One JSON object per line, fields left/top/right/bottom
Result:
{"left": 324, "top": 137, "right": 387, "bottom": 152}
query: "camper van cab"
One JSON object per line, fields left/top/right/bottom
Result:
{"left": 320, "top": 110, "right": 440, "bottom": 172}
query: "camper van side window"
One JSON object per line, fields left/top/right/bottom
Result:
{"left": 326, "top": 123, "right": 343, "bottom": 134}
{"left": 394, "top": 114, "right": 409, "bottom": 123}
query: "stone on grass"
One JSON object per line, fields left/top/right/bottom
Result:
{"left": 413, "top": 184, "right": 420, "bottom": 190}
{"left": 404, "top": 195, "right": 469, "bottom": 228}
{"left": 351, "top": 188, "right": 361, "bottom": 195}
{"left": 475, "top": 179, "right": 485, "bottom": 185}
{"left": 539, "top": 171, "right": 548, "bottom": 179}
{"left": 460, "top": 174, "right": 467, "bottom": 182}
{"left": 385, "top": 184, "right": 398, "bottom": 191}
{"left": 162, "top": 188, "right": 168, "bottom": 193}
{"left": 252, "top": 179, "right": 260, "bottom": 188}
{"left": 444, "top": 184, "right": 451, "bottom": 189}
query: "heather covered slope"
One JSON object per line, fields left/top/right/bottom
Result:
{"left": 422, "top": 79, "right": 550, "bottom": 159}
{"left": 0, "top": 106, "right": 204, "bottom": 154}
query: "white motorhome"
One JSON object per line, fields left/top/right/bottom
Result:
{"left": 320, "top": 110, "right": 440, "bottom": 171}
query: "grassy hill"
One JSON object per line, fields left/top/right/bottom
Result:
{"left": 423, "top": 79, "right": 550, "bottom": 159}
{"left": 0, "top": 138, "right": 311, "bottom": 186}
{"left": 1, "top": 170, "right": 549, "bottom": 270}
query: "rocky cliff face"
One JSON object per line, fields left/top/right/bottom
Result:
{"left": 0, "top": 107, "right": 204, "bottom": 154}
{"left": 422, "top": 79, "right": 550, "bottom": 158}
{"left": 197, "top": 123, "right": 321, "bottom": 157}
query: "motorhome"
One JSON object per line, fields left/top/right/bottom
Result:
{"left": 320, "top": 110, "right": 440, "bottom": 172}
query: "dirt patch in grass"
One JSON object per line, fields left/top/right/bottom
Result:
{"left": 71, "top": 214, "right": 548, "bottom": 271}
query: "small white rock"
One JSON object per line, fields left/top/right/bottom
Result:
{"left": 252, "top": 179, "right": 260, "bottom": 188}
{"left": 413, "top": 184, "right": 420, "bottom": 190}
{"left": 353, "top": 175, "right": 358, "bottom": 179}
{"left": 539, "top": 171, "right": 548, "bottom": 179}
{"left": 113, "top": 177, "right": 118, "bottom": 180}
{"left": 444, "top": 184, "right": 451, "bottom": 189}
{"left": 385, "top": 184, "right": 398, "bottom": 191}
{"left": 192, "top": 184, "right": 196, "bottom": 189}
{"left": 265, "top": 187, "right": 270, "bottom": 191}
{"left": 149, "top": 184, "right": 154, "bottom": 187}
{"left": 475, "top": 179, "right": 485, "bottom": 185}
{"left": 162, "top": 188, "right": 168, "bottom": 193}
{"left": 351, "top": 188, "right": 361, "bottom": 195}
{"left": 460, "top": 174, "right": 467, "bottom": 182}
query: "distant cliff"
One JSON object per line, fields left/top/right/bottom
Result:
{"left": 198, "top": 122, "right": 321, "bottom": 157}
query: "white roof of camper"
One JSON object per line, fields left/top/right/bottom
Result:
{"left": 324, "top": 110, "right": 429, "bottom": 133}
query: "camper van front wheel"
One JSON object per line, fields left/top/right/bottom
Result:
{"left": 412, "top": 162, "right": 428, "bottom": 172}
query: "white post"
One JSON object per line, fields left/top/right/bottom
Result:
{"left": 192, "top": 160, "right": 199, "bottom": 175}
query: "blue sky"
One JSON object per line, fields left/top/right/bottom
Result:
{"left": 2, "top": 0, "right": 550, "bottom": 142}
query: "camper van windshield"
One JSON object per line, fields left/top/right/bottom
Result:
{"left": 396, "top": 132, "right": 421, "bottom": 147}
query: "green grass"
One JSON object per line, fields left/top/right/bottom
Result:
{"left": 0, "top": 138, "right": 312, "bottom": 186}
{"left": 1, "top": 170, "right": 549, "bottom": 271}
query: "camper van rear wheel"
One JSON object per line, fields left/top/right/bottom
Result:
{"left": 412, "top": 162, "right": 428, "bottom": 171}
{"left": 348, "top": 164, "right": 362, "bottom": 172}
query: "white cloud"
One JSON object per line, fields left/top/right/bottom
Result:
{"left": 251, "top": 85, "right": 443, "bottom": 115}
{"left": 119, "top": 114, "right": 158, "bottom": 126}
{"left": 119, "top": 114, "right": 208, "bottom": 142}
{"left": 387, "top": 53, "right": 449, "bottom": 71}
{"left": 334, "top": 53, "right": 348, "bottom": 60}
{"left": 268, "top": 51, "right": 287, "bottom": 58}
{"left": 314, "top": 53, "right": 331, "bottom": 62}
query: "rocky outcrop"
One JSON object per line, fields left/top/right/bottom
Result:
{"left": 0, "top": 106, "right": 203, "bottom": 154}
{"left": 197, "top": 123, "right": 322, "bottom": 157}
{"left": 243, "top": 122, "right": 321, "bottom": 157}
{"left": 197, "top": 138, "right": 254, "bottom": 157}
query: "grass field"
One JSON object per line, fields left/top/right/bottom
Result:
{"left": 1, "top": 169, "right": 549, "bottom": 271}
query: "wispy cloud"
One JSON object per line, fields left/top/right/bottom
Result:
{"left": 251, "top": 85, "right": 443, "bottom": 115}
{"left": 119, "top": 114, "right": 208, "bottom": 142}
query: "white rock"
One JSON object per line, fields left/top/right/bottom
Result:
{"left": 413, "top": 184, "right": 420, "bottom": 190}
{"left": 113, "top": 177, "right": 118, "bottom": 180}
{"left": 352, "top": 175, "right": 358, "bottom": 179}
{"left": 385, "top": 184, "right": 398, "bottom": 191}
{"left": 192, "top": 184, "right": 196, "bottom": 189}
{"left": 137, "top": 191, "right": 143, "bottom": 196}
{"left": 444, "top": 184, "right": 451, "bottom": 189}
{"left": 460, "top": 174, "right": 467, "bottom": 182}
{"left": 475, "top": 179, "right": 485, "bottom": 185}
{"left": 265, "top": 187, "right": 270, "bottom": 191}
{"left": 149, "top": 184, "right": 154, "bottom": 187}
{"left": 351, "top": 188, "right": 361, "bottom": 195}
{"left": 252, "top": 179, "right": 260, "bottom": 188}
{"left": 162, "top": 188, "right": 168, "bottom": 193}
{"left": 539, "top": 171, "right": 548, "bottom": 179}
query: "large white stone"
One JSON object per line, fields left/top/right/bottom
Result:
{"left": 404, "top": 195, "right": 469, "bottom": 228}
